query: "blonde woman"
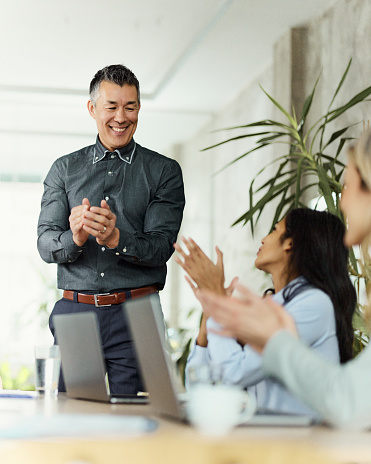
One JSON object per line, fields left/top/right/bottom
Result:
{"left": 197, "top": 129, "right": 371, "bottom": 430}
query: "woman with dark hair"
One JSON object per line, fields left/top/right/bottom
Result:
{"left": 174, "top": 208, "right": 356, "bottom": 417}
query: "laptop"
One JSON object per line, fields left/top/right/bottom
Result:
{"left": 124, "top": 294, "right": 314, "bottom": 426}
{"left": 53, "top": 312, "right": 148, "bottom": 404}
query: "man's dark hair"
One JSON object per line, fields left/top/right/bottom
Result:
{"left": 89, "top": 64, "right": 140, "bottom": 105}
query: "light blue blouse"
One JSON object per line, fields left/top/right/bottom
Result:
{"left": 186, "top": 277, "right": 340, "bottom": 418}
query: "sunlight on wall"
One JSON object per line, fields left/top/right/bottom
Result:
{"left": 0, "top": 182, "right": 58, "bottom": 377}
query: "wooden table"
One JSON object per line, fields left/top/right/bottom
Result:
{"left": 0, "top": 394, "right": 370, "bottom": 464}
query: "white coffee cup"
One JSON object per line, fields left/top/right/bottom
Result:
{"left": 186, "top": 384, "right": 256, "bottom": 436}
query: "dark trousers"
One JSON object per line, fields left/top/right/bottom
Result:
{"left": 49, "top": 296, "right": 147, "bottom": 395}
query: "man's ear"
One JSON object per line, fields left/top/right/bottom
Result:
{"left": 283, "top": 238, "right": 293, "bottom": 252}
{"left": 87, "top": 100, "right": 96, "bottom": 119}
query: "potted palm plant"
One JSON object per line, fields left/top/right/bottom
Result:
{"left": 202, "top": 59, "right": 371, "bottom": 354}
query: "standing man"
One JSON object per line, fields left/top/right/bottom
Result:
{"left": 37, "top": 64, "right": 185, "bottom": 395}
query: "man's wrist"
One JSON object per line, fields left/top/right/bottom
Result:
{"left": 106, "top": 228, "right": 120, "bottom": 249}
{"left": 72, "top": 234, "right": 87, "bottom": 248}
{"left": 73, "top": 238, "right": 85, "bottom": 247}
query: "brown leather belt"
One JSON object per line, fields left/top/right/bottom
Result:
{"left": 63, "top": 285, "right": 158, "bottom": 307}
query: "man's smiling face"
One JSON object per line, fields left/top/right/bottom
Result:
{"left": 87, "top": 80, "right": 140, "bottom": 151}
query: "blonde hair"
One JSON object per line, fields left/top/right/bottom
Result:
{"left": 350, "top": 129, "right": 371, "bottom": 327}
{"left": 348, "top": 129, "right": 371, "bottom": 191}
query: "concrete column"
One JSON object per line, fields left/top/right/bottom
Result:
{"left": 273, "top": 27, "right": 308, "bottom": 148}
{"left": 273, "top": 27, "right": 309, "bottom": 202}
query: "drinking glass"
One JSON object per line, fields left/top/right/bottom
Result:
{"left": 34, "top": 345, "right": 61, "bottom": 396}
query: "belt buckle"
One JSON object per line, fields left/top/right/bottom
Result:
{"left": 94, "top": 293, "right": 111, "bottom": 307}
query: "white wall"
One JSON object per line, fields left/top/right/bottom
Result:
{"left": 167, "top": 65, "right": 275, "bottom": 328}
{"left": 0, "top": 182, "right": 57, "bottom": 380}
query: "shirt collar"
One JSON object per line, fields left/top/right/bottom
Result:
{"left": 274, "top": 276, "right": 308, "bottom": 299}
{"left": 93, "top": 136, "right": 136, "bottom": 165}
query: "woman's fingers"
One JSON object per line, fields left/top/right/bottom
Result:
{"left": 225, "top": 276, "right": 239, "bottom": 296}
{"left": 173, "top": 242, "right": 187, "bottom": 259}
{"left": 185, "top": 275, "right": 197, "bottom": 293}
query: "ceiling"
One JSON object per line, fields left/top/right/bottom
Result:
{"left": 0, "top": 0, "right": 337, "bottom": 175}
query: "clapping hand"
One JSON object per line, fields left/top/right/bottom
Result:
{"left": 174, "top": 237, "right": 238, "bottom": 296}
{"left": 70, "top": 198, "right": 120, "bottom": 248}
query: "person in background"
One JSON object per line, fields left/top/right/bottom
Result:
{"left": 174, "top": 208, "right": 356, "bottom": 418}
{"left": 38, "top": 64, "right": 185, "bottom": 394}
{"left": 196, "top": 129, "right": 371, "bottom": 430}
